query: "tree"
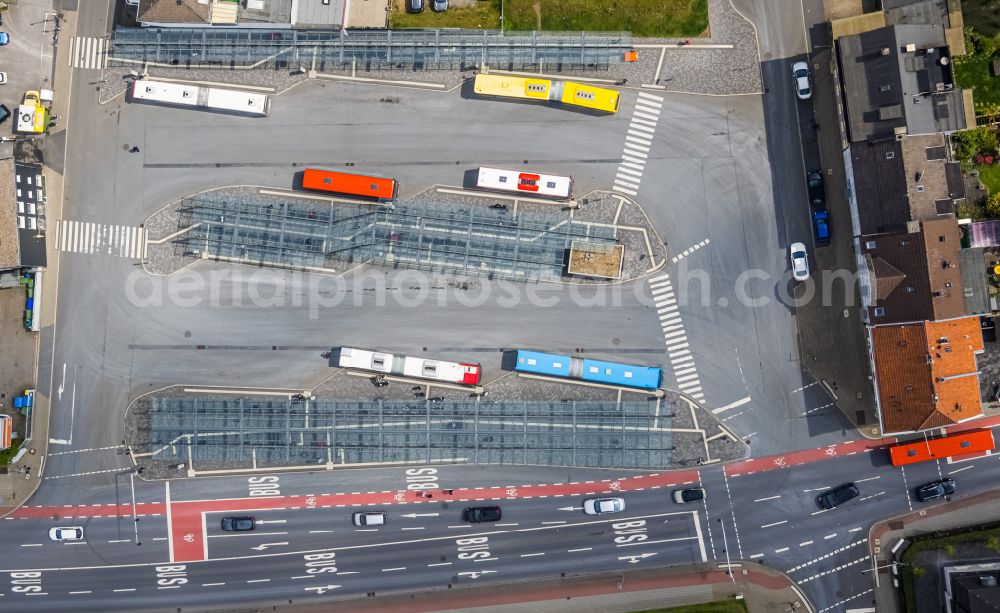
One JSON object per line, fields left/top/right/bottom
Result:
{"left": 954, "top": 127, "right": 999, "bottom": 164}
{"left": 987, "top": 192, "right": 1000, "bottom": 216}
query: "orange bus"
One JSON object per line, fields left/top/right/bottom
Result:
{"left": 302, "top": 168, "right": 398, "bottom": 201}
{"left": 889, "top": 429, "right": 996, "bottom": 467}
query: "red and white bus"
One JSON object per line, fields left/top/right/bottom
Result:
{"left": 302, "top": 168, "right": 398, "bottom": 201}
{"left": 889, "top": 429, "right": 996, "bottom": 467}
{"left": 334, "top": 347, "right": 481, "bottom": 386}
{"left": 474, "top": 167, "right": 574, "bottom": 200}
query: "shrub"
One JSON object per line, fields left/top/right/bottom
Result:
{"left": 913, "top": 565, "right": 927, "bottom": 577}
{"left": 977, "top": 153, "right": 996, "bottom": 166}
{"left": 988, "top": 535, "right": 1000, "bottom": 553}
{"left": 988, "top": 193, "right": 1000, "bottom": 216}
{"left": 944, "top": 543, "right": 957, "bottom": 557}
{"left": 954, "top": 127, "right": 1000, "bottom": 164}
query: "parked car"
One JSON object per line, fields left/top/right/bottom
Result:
{"left": 220, "top": 516, "right": 256, "bottom": 531}
{"left": 583, "top": 497, "right": 624, "bottom": 515}
{"left": 672, "top": 488, "right": 706, "bottom": 504}
{"left": 807, "top": 169, "right": 825, "bottom": 207}
{"left": 352, "top": 512, "right": 386, "bottom": 526}
{"left": 0, "top": 104, "right": 9, "bottom": 124}
{"left": 407, "top": 0, "right": 424, "bottom": 12}
{"left": 792, "top": 61, "right": 811, "bottom": 100}
{"left": 49, "top": 527, "right": 84, "bottom": 542}
{"left": 915, "top": 478, "right": 956, "bottom": 502}
{"left": 432, "top": 0, "right": 448, "bottom": 10}
{"left": 813, "top": 210, "right": 830, "bottom": 246}
{"left": 816, "top": 483, "right": 859, "bottom": 509}
{"left": 789, "top": 242, "right": 810, "bottom": 281}
{"left": 0, "top": 33, "right": 10, "bottom": 46}
{"left": 463, "top": 506, "right": 502, "bottom": 523}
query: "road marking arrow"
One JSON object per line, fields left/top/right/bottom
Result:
{"left": 58, "top": 363, "right": 66, "bottom": 400}
{"left": 251, "top": 542, "right": 288, "bottom": 551}
{"left": 401, "top": 512, "right": 440, "bottom": 518}
{"left": 457, "top": 570, "right": 497, "bottom": 579}
{"left": 558, "top": 506, "right": 583, "bottom": 511}
{"left": 304, "top": 584, "right": 341, "bottom": 595}
{"left": 619, "top": 552, "right": 658, "bottom": 564}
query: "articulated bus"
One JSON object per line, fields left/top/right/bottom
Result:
{"left": 302, "top": 168, "right": 398, "bottom": 201}
{"left": 474, "top": 167, "right": 574, "bottom": 200}
{"left": 888, "top": 429, "right": 996, "bottom": 467}
{"left": 334, "top": 347, "right": 481, "bottom": 386}
{"left": 473, "top": 73, "right": 620, "bottom": 114}
{"left": 129, "top": 79, "right": 270, "bottom": 116}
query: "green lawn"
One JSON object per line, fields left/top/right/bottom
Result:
{"left": 503, "top": 0, "right": 708, "bottom": 37}
{"left": 963, "top": 0, "right": 1000, "bottom": 38}
{"left": 978, "top": 162, "right": 1000, "bottom": 193}
{"left": 632, "top": 600, "right": 749, "bottom": 613}
{"left": 954, "top": 30, "right": 1000, "bottom": 113}
{"left": 390, "top": 0, "right": 501, "bottom": 29}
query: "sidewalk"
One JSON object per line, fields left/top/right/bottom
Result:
{"left": 267, "top": 564, "right": 812, "bottom": 613}
{"left": 0, "top": 5, "right": 75, "bottom": 519}
{"left": 870, "top": 490, "right": 1000, "bottom": 613}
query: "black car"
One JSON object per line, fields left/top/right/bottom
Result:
{"left": 221, "top": 516, "right": 256, "bottom": 531}
{"left": 915, "top": 478, "right": 956, "bottom": 502}
{"left": 463, "top": 506, "right": 501, "bottom": 523}
{"left": 816, "top": 483, "right": 859, "bottom": 509}
{"left": 0, "top": 104, "right": 10, "bottom": 124}
{"left": 807, "top": 170, "right": 825, "bottom": 207}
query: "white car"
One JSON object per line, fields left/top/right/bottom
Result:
{"left": 790, "top": 242, "right": 810, "bottom": 281}
{"left": 49, "top": 527, "right": 84, "bottom": 542}
{"left": 583, "top": 497, "right": 624, "bottom": 515}
{"left": 792, "top": 61, "right": 811, "bottom": 100}
{"left": 352, "top": 512, "right": 386, "bottom": 527}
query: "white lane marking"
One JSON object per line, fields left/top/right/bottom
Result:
{"left": 753, "top": 495, "right": 781, "bottom": 502}
{"left": 712, "top": 396, "right": 752, "bottom": 414}
{"left": 761, "top": 520, "right": 787, "bottom": 529}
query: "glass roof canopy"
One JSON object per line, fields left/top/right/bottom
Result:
{"left": 110, "top": 28, "right": 632, "bottom": 69}
{"left": 176, "top": 193, "right": 617, "bottom": 281}
{"left": 141, "top": 396, "right": 675, "bottom": 470}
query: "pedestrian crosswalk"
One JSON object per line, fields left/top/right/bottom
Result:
{"left": 56, "top": 220, "right": 147, "bottom": 259}
{"left": 649, "top": 272, "right": 703, "bottom": 402}
{"left": 68, "top": 37, "right": 107, "bottom": 70}
{"left": 613, "top": 92, "right": 664, "bottom": 197}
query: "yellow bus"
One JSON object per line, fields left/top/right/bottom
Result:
{"left": 473, "top": 73, "right": 620, "bottom": 114}
{"left": 473, "top": 74, "right": 552, "bottom": 101}
{"left": 559, "top": 81, "right": 620, "bottom": 113}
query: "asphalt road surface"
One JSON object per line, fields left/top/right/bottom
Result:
{"left": 10, "top": 0, "right": 903, "bottom": 611}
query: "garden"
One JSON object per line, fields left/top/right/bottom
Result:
{"left": 391, "top": 0, "right": 708, "bottom": 36}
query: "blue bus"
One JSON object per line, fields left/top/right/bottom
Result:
{"left": 513, "top": 350, "right": 662, "bottom": 390}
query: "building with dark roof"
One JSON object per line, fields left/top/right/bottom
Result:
{"left": 859, "top": 216, "right": 964, "bottom": 325}
{"left": 871, "top": 316, "right": 984, "bottom": 434}
{"left": 945, "top": 563, "right": 1000, "bottom": 613}
{"left": 836, "top": 23, "right": 968, "bottom": 143}
{"left": 848, "top": 133, "right": 964, "bottom": 236}
{"left": 0, "top": 159, "right": 46, "bottom": 276}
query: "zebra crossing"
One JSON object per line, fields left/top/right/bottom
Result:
{"left": 68, "top": 37, "right": 107, "bottom": 70}
{"left": 612, "top": 92, "right": 664, "bottom": 197}
{"left": 56, "top": 220, "right": 147, "bottom": 259}
{"left": 649, "top": 272, "right": 704, "bottom": 401}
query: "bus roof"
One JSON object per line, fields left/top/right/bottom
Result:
{"left": 204, "top": 88, "right": 269, "bottom": 115}
{"left": 580, "top": 358, "right": 661, "bottom": 390}
{"left": 514, "top": 350, "right": 572, "bottom": 377}
{"left": 889, "top": 429, "right": 996, "bottom": 466}
{"left": 559, "top": 82, "right": 620, "bottom": 113}
{"left": 473, "top": 74, "right": 552, "bottom": 101}
{"left": 302, "top": 168, "right": 398, "bottom": 200}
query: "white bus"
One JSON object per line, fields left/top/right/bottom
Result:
{"left": 129, "top": 79, "right": 270, "bottom": 116}
{"left": 474, "top": 167, "right": 574, "bottom": 199}
{"left": 334, "top": 347, "right": 482, "bottom": 386}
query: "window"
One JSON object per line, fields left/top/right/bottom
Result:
{"left": 916, "top": 185, "right": 925, "bottom": 192}
{"left": 865, "top": 241, "right": 876, "bottom": 249}
{"left": 939, "top": 235, "right": 946, "bottom": 242}
{"left": 874, "top": 307, "right": 886, "bottom": 317}
{"left": 885, "top": 151, "right": 895, "bottom": 160}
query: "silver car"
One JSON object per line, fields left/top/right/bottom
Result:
{"left": 583, "top": 497, "right": 624, "bottom": 515}
{"left": 432, "top": 0, "right": 448, "bottom": 10}
{"left": 792, "top": 61, "right": 811, "bottom": 100}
